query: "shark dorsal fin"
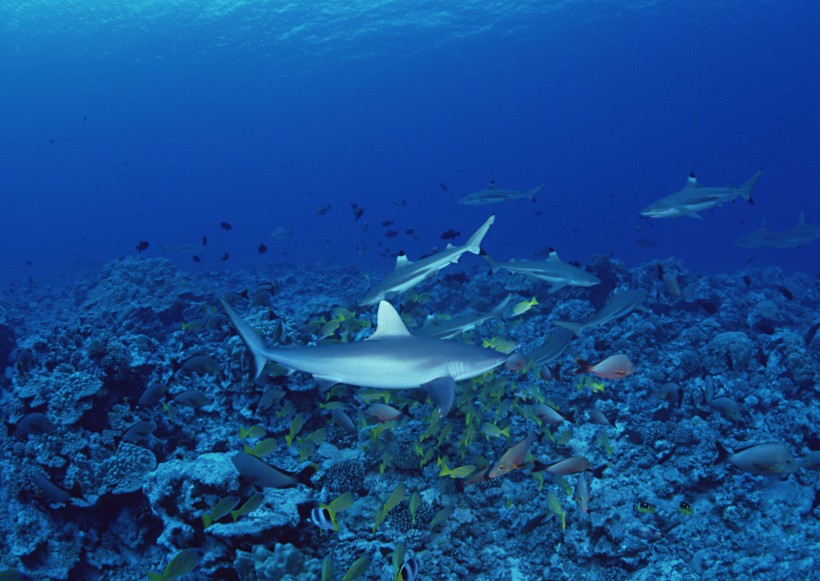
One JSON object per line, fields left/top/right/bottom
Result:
{"left": 367, "top": 301, "right": 411, "bottom": 340}
{"left": 445, "top": 243, "right": 455, "bottom": 250}
{"left": 546, "top": 251, "right": 561, "bottom": 262}
{"left": 686, "top": 173, "right": 699, "bottom": 188}
{"left": 395, "top": 254, "right": 413, "bottom": 270}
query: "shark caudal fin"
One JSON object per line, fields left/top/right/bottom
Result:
{"left": 526, "top": 183, "right": 546, "bottom": 201}
{"left": 463, "top": 215, "right": 496, "bottom": 255}
{"left": 739, "top": 169, "right": 763, "bottom": 203}
{"left": 221, "top": 300, "right": 272, "bottom": 380}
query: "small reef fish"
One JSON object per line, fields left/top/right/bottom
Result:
{"left": 32, "top": 470, "right": 83, "bottom": 504}
{"left": 575, "top": 354, "right": 635, "bottom": 379}
{"left": 122, "top": 420, "right": 157, "bottom": 444}
{"left": 315, "top": 204, "right": 332, "bottom": 216}
{"left": 458, "top": 181, "right": 545, "bottom": 205}
{"left": 202, "top": 495, "right": 240, "bottom": 528}
{"left": 534, "top": 456, "right": 590, "bottom": 476}
{"left": 172, "top": 389, "right": 211, "bottom": 408}
{"left": 554, "top": 289, "right": 647, "bottom": 336}
{"left": 139, "top": 383, "right": 166, "bottom": 407}
{"left": 14, "top": 412, "right": 55, "bottom": 435}
{"left": 258, "top": 243, "right": 267, "bottom": 254}
{"left": 574, "top": 471, "right": 590, "bottom": 513}
{"left": 331, "top": 409, "right": 356, "bottom": 434}
{"left": 148, "top": 548, "right": 203, "bottom": 581}
{"left": 136, "top": 240, "right": 149, "bottom": 253}
{"left": 440, "top": 228, "right": 460, "bottom": 240}
{"left": 489, "top": 433, "right": 536, "bottom": 479}
{"left": 713, "top": 441, "right": 797, "bottom": 476}
{"left": 640, "top": 169, "right": 762, "bottom": 219}
{"left": 511, "top": 297, "right": 539, "bottom": 317}
{"left": 636, "top": 501, "right": 656, "bottom": 514}
{"left": 231, "top": 452, "right": 318, "bottom": 489}
{"left": 532, "top": 403, "right": 573, "bottom": 426}
{"left": 589, "top": 407, "right": 615, "bottom": 427}
{"left": 220, "top": 221, "right": 233, "bottom": 231}
{"left": 367, "top": 403, "right": 403, "bottom": 422}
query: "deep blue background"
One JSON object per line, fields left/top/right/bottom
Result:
{"left": 1, "top": 1, "right": 818, "bottom": 280}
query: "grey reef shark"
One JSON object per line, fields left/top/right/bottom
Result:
{"left": 222, "top": 299, "right": 513, "bottom": 417}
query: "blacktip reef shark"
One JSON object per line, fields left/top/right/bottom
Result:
{"left": 735, "top": 212, "right": 820, "bottom": 249}
{"left": 360, "top": 215, "right": 495, "bottom": 306}
{"left": 458, "top": 181, "right": 545, "bottom": 205}
{"left": 640, "top": 169, "right": 762, "bottom": 219}
{"left": 416, "top": 294, "right": 513, "bottom": 340}
{"left": 554, "top": 289, "right": 648, "bottom": 336}
{"left": 222, "top": 299, "right": 511, "bottom": 416}
{"left": 483, "top": 251, "right": 601, "bottom": 293}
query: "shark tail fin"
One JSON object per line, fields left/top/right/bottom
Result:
{"left": 527, "top": 183, "right": 546, "bottom": 201}
{"left": 295, "top": 464, "right": 319, "bottom": 489}
{"left": 221, "top": 300, "right": 271, "bottom": 380}
{"left": 464, "top": 215, "right": 496, "bottom": 255}
{"left": 482, "top": 252, "right": 502, "bottom": 274}
{"left": 713, "top": 440, "right": 731, "bottom": 465}
{"left": 740, "top": 169, "right": 763, "bottom": 203}
{"left": 553, "top": 320, "right": 583, "bottom": 337}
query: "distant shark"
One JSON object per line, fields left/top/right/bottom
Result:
{"left": 458, "top": 182, "right": 545, "bottom": 205}
{"left": 640, "top": 169, "right": 762, "bottom": 219}
{"left": 360, "top": 215, "right": 495, "bottom": 306}
{"left": 554, "top": 289, "right": 648, "bottom": 336}
{"left": 417, "top": 294, "right": 513, "bottom": 339}
{"left": 222, "top": 299, "right": 510, "bottom": 416}
{"left": 736, "top": 212, "right": 820, "bottom": 249}
{"left": 483, "top": 251, "right": 601, "bottom": 294}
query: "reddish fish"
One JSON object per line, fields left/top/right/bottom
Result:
{"left": 575, "top": 354, "right": 635, "bottom": 380}
{"left": 489, "top": 433, "right": 537, "bottom": 479}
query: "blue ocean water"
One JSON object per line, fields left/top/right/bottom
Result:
{"left": 1, "top": 2, "right": 819, "bottom": 580}
{"left": 2, "top": 1, "right": 819, "bottom": 277}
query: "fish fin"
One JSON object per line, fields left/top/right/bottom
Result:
{"left": 713, "top": 440, "right": 731, "bottom": 465}
{"left": 526, "top": 183, "right": 545, "bottom": 200}
{"left": 482, "top": 253, "right": 502, "bottom": 274}
{"left": 679, "top": 207, "right": 703, "bottom": 219}
{"left": 548, "top": 282, "right": 568, "bottom": 294}
{"left": 221, "top": 300, "right": 271, "bottom": 380}
{"left": 367, "top": 301, "right": 411, "bottom": 340}
{"left": 573, "top": 359, "right": 591, "bottom": 375}
{"left": 426, "top": 377, "right": 456, "bottom": 417}
{"left": 553, "top": 321, "right": 583, "bottom": 337}
{"left": 739, "top": 169, "right": 763, "bottom": 201}
{"left": 294, "top": 464, "right": 319, "bottom": 490}
{"left": 463, "top": 215, "right": 495, "bottom": 255}
{"left": 590, "top": 464, "right": 608, "bottom": 479}
{"left": 395, "top": 255, "right": 413, "bottom": 269}
{"left": 545, "top": 251, "right": 561, "bottom": 262}
{"left": 685, "top": 173, "right": 699, "bottom": 188}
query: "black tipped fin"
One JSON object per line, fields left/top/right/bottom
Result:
{"left": 713, "top": 441, "right": 731, "bottom": 465}
{"left": 296, "top": 464, "right": 319, "bottom": 489}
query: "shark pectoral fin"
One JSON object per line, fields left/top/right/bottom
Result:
{"left": 425, "top": 377, "right": 456, "bottom": 417}
{"left": 548, "top": 282, "right": 567, "bottom": 294}
{"left": 679, "top": 208, "right": 703, "bottom": 219}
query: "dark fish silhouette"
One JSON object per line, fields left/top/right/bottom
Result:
{"left": 743, "top": 275, "right": 751, "bottom": 287}
{"left": 440, "top": 229, "right": 461, "bottom": 241}
{"left": 405, "top": 229, "right": 415, "bottom": 235}
{"left": 444, "top": 272, "right": 468, "bottom": 284}
{"left": 351, "top": 204, "right": 364, "bottom": 221}
{"left": 385, "top": 230, "right": 398, "bottom": 239}
{"left": 220, "top": 221, "right": 233, "bottom": 231}
{"left": 202, "top": 235, "right": 208, "bottom": 246}
{"left": 315, "top": 204, "right": 331, "bottom": 216}
{"left": 777, "top": 286, "right": 794, "bottom": 301}
{"left": 221, "top": 253, "right": 230, "bottom": 261}
{"left": 136, "top": 240, "right": 149, "bottom": 253}
{"left": 382, "top": 220, "right": 395, "bottom": 227}
{"left": 192, "top": 255, "right": 201, "bottom": 263}
{"left": 805, "top": 321, "right": 820, "bottom": 345}
{"left": 258, "top": 243, "right": 267, "bottom": 254}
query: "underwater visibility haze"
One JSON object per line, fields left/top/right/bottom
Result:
{"left": 0, "top": 1, "right": 818, "bottom": 580}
